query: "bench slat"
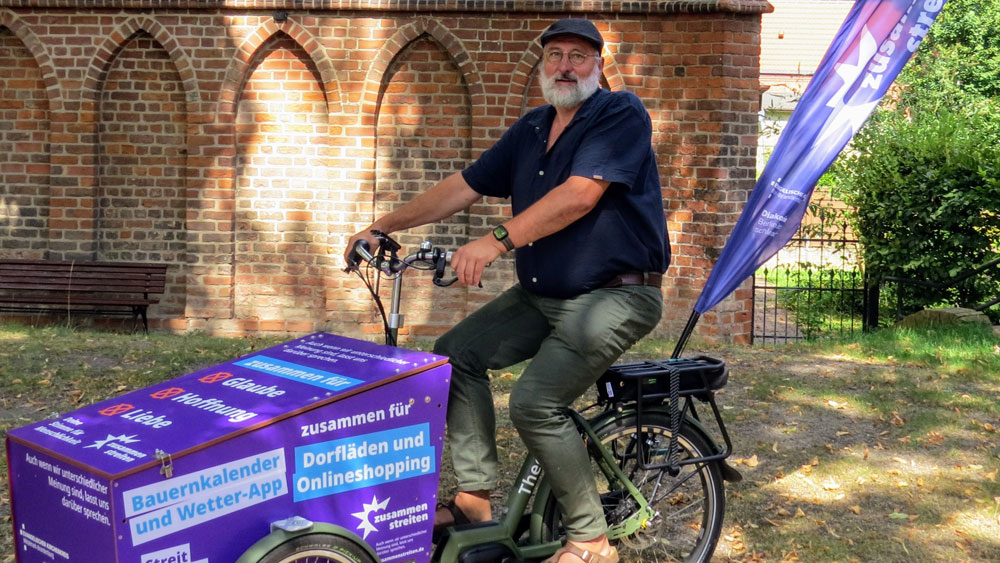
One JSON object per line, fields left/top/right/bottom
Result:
{"left": 0, "top": 283, "right": 165, "bottom": 293}
{"left": 0, "top": 283, "right": 165, "bottom": 292}
{"left": 0, "top": 296, "right": 157, "bottom": 306}
{"left": 0, "top": 269, "right": 165, "bottom": 278}
{"left": 0, "top": 260, "right": 169, "bottom": 332}
{"left": 0, "top": 272, "right": 165, "bottom": 282}
{"left": 0, "top": 259, "right": 166, "bottom": 268}
{"left": 0, "top": 276, "right": 164, "bottom": 285}
{"left": 0, "top": 266, "right": 166, "bottom": 276}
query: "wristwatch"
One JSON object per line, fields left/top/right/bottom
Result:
{"left": 492, "top": 225, "right": 516, "bottom": 252}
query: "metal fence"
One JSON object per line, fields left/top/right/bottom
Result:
{"left": 752, "top": 226, "right": 870, "bottom": 344}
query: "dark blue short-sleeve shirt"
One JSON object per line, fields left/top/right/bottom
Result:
{"left": 462, "top": 88, "right": 670, "bottom": 298}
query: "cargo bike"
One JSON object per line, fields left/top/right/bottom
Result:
{"left": 6, "top": 234, "right": 739, "bottom": 563}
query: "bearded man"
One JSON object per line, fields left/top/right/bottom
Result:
{"left": 344, "top": 18, "right": 669, "bottom": 563}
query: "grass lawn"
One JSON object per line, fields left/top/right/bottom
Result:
{"left": 2, "top": 321, "right": 998, "bottom": 562}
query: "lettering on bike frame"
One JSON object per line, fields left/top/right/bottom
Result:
{"left": 6, "top": 332, "right": 451, "bottom": 563}
{"left": 516, "top": 459, "right": 543, "bottom": 496}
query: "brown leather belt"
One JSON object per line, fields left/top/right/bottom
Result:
{"left": 601, "top": 272, "right": 663, "bottom": 289}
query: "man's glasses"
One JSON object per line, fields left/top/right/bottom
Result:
{"left": 543, "top": 50, "right": 599, "bottom": 67}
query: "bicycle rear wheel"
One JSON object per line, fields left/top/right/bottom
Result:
{"left": 540, "top": 413, "right": 725, "bottom": 563}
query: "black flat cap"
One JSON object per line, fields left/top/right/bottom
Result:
{"left": 540, "top": 18, "right": 604, "bottom": 51}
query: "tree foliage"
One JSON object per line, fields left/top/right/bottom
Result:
{"left": 830, "top": 0, "right": 1000, "bottom": 318}
{"left": 899, "top": 0, "right": 1000, "bottom": 106}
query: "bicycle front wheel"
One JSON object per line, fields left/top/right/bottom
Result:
{"left": 245, "top": 532, "right": 377, "bottom": 563}
{"left": 540, "top": 413, "right": 725, "bottom": 563}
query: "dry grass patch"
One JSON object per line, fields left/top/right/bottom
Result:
{"left": 2, "top": 323, "right": 998, "bottom": 562}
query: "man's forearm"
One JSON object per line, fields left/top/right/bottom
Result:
{"left": 371, "top": 172, "right": 481, "bottom": 233}
{"left": 502, "top": 175, "right": 609, "bottom": 247}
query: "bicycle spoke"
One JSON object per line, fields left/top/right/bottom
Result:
{"left": 644, "top": 465, "right": 704, "bottom": 505}
{"left": 542, "top": 416, "right": 724, "bottom": 562}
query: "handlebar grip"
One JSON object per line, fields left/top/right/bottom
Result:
{"left": 346, "top": 239, "right": 374, "bottom": 271}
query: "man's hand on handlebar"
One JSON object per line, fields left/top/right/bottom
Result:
{"left": 343, "top": 228, "right": 381, "bottom": 271}
{"left": 343, "top": 228, "right": 499, "bottom": 287}
{"left": 451, "top": 236, "right": 505, "bottom": 288}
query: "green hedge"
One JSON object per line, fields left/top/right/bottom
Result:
{"left": 827, "top": 0, "right": 1000, "bottom": 322}
{"left": 832, "top": 106, "right": 1000, "bottom": 320}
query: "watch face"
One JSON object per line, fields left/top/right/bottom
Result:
{"left": 493, "top": 225, "right": 509, "bottom": 240}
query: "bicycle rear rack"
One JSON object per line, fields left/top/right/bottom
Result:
{"left": 596, "top": 356, "right": 734, "bottom": 472}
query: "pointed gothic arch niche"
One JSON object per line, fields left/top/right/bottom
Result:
{"left": 371, "top": 32, "right": 475, "bottom": 336}
{"left": 95, "top": 29, "right": 187, "bottom": 315}
{"left": 0, "top": 25, "right": 51, "bottom": 259}
{"left": 233, "top": 31, "right": 330, "bottom": 324}
{"left": 374, "top": 32, "right": 474, "bottom": 250}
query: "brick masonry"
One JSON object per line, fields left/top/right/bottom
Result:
{"left": 0, "top": 0, "right": 766, "bottom": 343}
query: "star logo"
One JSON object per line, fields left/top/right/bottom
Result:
{"left": 815, "top": 25, "right": 883, "bottom": 149}
{"left": 824, "top": 27, "right": 878, "bottom": 112}
{"left": 351, "top": 494, "right": 390, "bottom": 540}
{"left": 85, "top": 434, "right": 140, "bottom": 450}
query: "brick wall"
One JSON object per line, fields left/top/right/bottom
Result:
{"left": 0, "top": 1, "right": 768, "bottom": 343}
{"left": 0, "top": 25, "right": 49, "bottom": 259}
{"left": 374, "top": 33, "right": 479, "bottom": 337}
{"left": 98, "top": 30, "right": 187, "bottom": 314}
{"left": 234, "top": 32, "right": 330, "bottom": 328}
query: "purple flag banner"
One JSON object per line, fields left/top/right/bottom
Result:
{"left": 693, "top": 0, "right": 946, "bottom": 314}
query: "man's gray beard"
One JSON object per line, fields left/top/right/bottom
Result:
{"left": 539, "top": 67, "right": 601, "bottom": 108}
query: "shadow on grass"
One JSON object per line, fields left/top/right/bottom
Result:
{"left": 708, "top": 327, "right": 1000, "bottom": 562}
{"left": 2, "top": 323, "right": 998, "bottom": 562}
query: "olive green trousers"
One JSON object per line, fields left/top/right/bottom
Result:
{"left": 433, "top": 284, "right": 662, "bottom": 540}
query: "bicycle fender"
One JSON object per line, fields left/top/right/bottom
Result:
{"left": 585, "top": 406, "right": 718, "bottom": 448}
{"left": 594, "top": 406, "right": 742, "bottom": 482}
{"left": 235, "top": 521, "right": 380, "bottom": 563}
{"left": 528, "top": 476, "right": 555, "bottom": 544}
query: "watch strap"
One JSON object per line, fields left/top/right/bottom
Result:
{"left": 493, "top": 226, "right": 516, "bottom": 251}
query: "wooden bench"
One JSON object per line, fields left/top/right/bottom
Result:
{"left": 0, "top": 259, "right": 168, "bottom": 332}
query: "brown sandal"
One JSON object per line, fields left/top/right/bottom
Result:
{"left": 432, "top": 499, "right": 472, "bottom": 543}
{"left": 542, "top": 543, "right": 619, "bottom": 563}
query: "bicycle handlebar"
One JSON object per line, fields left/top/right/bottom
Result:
{"left": 345, "top": 239, "right": 375, "bottom": 271}
{"left": 345, "top": 233, "right": 458, "bottom": 287}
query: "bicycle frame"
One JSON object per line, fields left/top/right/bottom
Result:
{"left": 432, "top": 456, "right": 560, "bottom": 563}
{"left": 557, "top": 410, "right": 656, "bottom": 539}
{"left": 348, "top": 235, "right": 736, "bottom": 563}
{"left": 431, "top": 408, "right": 659, "bottom": 563}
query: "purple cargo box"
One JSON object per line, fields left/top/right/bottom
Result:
{"left": 6, "top": 332, "right": 451, "bottom": 563}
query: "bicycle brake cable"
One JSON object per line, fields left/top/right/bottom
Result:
{"left": 348, "top": 253, "right": 394, "bottom": 346}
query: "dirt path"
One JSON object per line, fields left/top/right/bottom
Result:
{"left": 753, "top": 293, "right": 805, "bottom": 343}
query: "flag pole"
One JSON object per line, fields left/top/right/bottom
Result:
{"left": 670, "top": 310, "right": 700, "bottom": 359}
